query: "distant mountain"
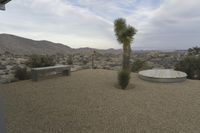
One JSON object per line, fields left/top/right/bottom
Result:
{"left": 0, "top": 34, "right": 122, "bottom": 55}
{"left": 0, "top": 34, "right": 73, "bottom": 55}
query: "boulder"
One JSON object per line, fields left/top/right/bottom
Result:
{"left": 0, "top": 65, "right": 6, "bottom": 70}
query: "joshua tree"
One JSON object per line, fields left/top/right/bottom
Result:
{"left": 114, "top": 18, "right": 137, "bottom": 71}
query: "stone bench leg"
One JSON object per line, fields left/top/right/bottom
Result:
{"left": 32, "top": 70, "right": 38, "bottom": 81}
{"left": 63, "top": 69, "right": 71, "bottom": 76}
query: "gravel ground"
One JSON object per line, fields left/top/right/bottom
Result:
{"left": 0, "top": 69, "right": 200, "bottom": 133}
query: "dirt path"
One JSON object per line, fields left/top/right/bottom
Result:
{"left": 0, "top": 69, "right": 200, "bottom": 133}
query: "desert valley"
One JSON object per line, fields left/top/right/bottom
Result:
{"left": 0, "top": 0, "right": 200, "bottom": 133}
{"left": 0, "top": 34, "right": 187, "bottom": 84}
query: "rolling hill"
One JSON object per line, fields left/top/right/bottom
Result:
{"left": 0, "top": 34, "right": 122, "bottom": 55}
{"left": 0, "top": 34, "right": 73, "bottom": 55}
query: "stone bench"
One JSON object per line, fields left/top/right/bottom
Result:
{"left": 31, "top": 65, "right": 71, "bottom": 81}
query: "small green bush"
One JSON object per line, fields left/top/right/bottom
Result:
{"left": 118, "top": 69, "right": 130, "bottom": 89}
{"left": 15, "top": 67, "right": 30, "bottom": 80}
{"left": 175, "top": 55, "right": 200, "bottom": 79}
{"left": 132, "top": 59, "right": 153, "bottom": 72}
{"left": 175, "top": 47, "right": 200, "bottom": 80}
{"left": 27, "top": 55, "right": 55, "bottom": 68}
{"left": 82, "top": 59, "right": 88, "bottom": 65}
{"left": 187, "top": 46, "right": 200, "bottom": 56}
{"left": 67, "top": 55, "right": 73, "bottom": 65}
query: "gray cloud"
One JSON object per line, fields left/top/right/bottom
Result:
{"left": 0, "top": 0, "right": 199, "bottom": 50}
{"left": 133, "top": 0, "right": 200, "bottom": 50}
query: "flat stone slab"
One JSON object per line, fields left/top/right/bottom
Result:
{"left": 31, "top": 65, "right": 71, "bottom": 81}
{"left": 139, "top": 69, "right": 187, "bottom": 83}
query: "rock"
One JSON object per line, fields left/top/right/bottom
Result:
{"left": 4, "top": 70, "right": 9, "bottom": 75}
{"left": 71, "top": 65, "right": 83, "bottom": 72}
{"left": 6, "top": 65, "right": 13, "bottom": 70}
{"left": 0, "top": 78, "right": 8, "bottom": 84}
{"left": 61, "top": 61, "right": 67, "bottom": 65}
{"left": 0, "top": 65, "right": 6, "bottom": 70}
{"left": 112, "top": 66, "right": 121, "bottom": 70}
{"left": 16, "top": 58, "right": 27, "bottom": 64}
{"left": 109, "top": 63, "right": 119, "bottom": 67}
{"left": 0, "top": 74, "right": 16, "bottom": 84}
{"left": 82, "top": 65, "right": 89, "bottom": 69}
{"left": 1, "top": 58, "right": 6, "bottom": 61}
{"left": 0, "top": 70, "right": 4, "bottom": 75}
{"left": 10, "top": 65, "right": 19, "bottom": 70}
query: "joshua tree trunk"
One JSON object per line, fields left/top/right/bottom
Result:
{"left": 123, "top": 44, "right": 131, "bottom": 71}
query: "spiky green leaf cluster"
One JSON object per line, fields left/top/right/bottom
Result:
{"left": 114, "top": 18, "right": 137, "bottom": 46}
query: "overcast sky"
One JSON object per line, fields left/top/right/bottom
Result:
{"left": 0, "top": 0, "right": 200, "bottom": 50}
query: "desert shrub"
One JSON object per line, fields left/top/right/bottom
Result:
{"left": 27, "top": 54, "right": 55, "bottom": 68}
{"left": 175, "top": 55, "right": 200, "bottom": 79}
{"left": 82, "top": 59, "right": 88, "bottom": 65}
{"left": 15, "top": 67, "right": 30, "bottom": 80}
{"left": 187, "top": 46, "right": 200, "bottom": 56}
{"left": 67, "top": 55, "right": 73, "bottom": 65}
{"left": 118, "top": 69, "right": 130, "bottom": 89}
{"left": 131, "top": 59, "right": 153, "bottom": 72}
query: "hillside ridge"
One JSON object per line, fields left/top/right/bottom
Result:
{"left": 0, "top": 33, "right": 122, "bottom": 55}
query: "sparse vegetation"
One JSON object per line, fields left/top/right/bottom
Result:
{"left": 92, "top": 50, "right": 96, "bottom": 69}
{"left": 67, "top": 55, "right": 73, "bottom": 65}
{"left": 118, "top": 69, "right": 130, "bottom": 89}
{"left": 82, "top": 59, "right": 88, "bottom": 65}
{"left": 175, "top": 56, "right": 200, "bottom": 79}
{"left": 188, "top": 46, "right": 200, "bottom": 56}
{"left": 15, "top": 67, "right": 30, "bottom": 80}
{"left": 131, "top": 59, "right": 153, "bottom": 72}
{"left": 26, "top": 54, "right": 55, "bottom": 68}
{"left": 175, "top": 47, "right": 200, "bottom": 80}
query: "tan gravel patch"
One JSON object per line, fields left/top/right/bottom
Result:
{"left": 0, "top": 69, "right": 200, "bottom": 133}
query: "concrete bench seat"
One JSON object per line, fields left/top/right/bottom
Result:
{"left": 31, "top": 65, "right": 71, "bottom": 81}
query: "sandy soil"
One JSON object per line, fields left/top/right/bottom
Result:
{"left": 0, "top": 69, "right": 200, "bottom": 133}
